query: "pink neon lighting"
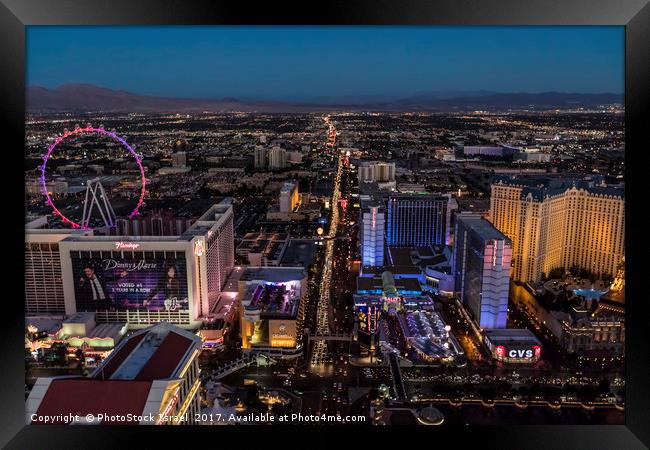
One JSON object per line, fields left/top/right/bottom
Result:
{"left": 40, "top": 126, "right": 146, "bottom": 230}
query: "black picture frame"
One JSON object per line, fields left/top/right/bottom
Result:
{"left": 1, "top": 1, "right": 648, "bottom": 448}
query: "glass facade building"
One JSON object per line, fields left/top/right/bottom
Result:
{"left": 386, "top": 194, "right": 448, "bottom": 247}
{"left": 453, "top": 213, "right": 512, "bottom": 329}
{"left": 360, "top": 197, "right": 385, "bottom": 267}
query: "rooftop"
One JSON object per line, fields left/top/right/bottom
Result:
{"left": 280, "top": 182, "right": 298, "bottom": 193}
{"left": 61, "top": 234, "right": 181, "bottom": 242}
{"left": 457, "top": 213, "right": 509, "bottom": 242}
{"left": 402, "top": 310, "right": 457, "bottom": 359}
{"left": 493, "top": 175, "right": 624, "bottom": 200}
{"left": 483, "top": 328, "right": 541, "bottom": 346}
{"left": 389, "top": 193, "right": 448, "bottom": 201}
{"left": 180, "top": 198, "right": 233, "bottom": 238}
{"left": 93, "top": 322, "right": 200, "bottom": 381}
{"left": 63, "top": 312, "right": 95, "bottom": 324}
{"left": 279, "top": 239, "right": 317, "bottom": 268}
{"left": 240, "top": 266, "right": 306, "bottom": 283}
{"left": 381, "top": 245, "right": 452, "bottom": 273}
{"left": 357, "top": 275, "right": 421, "bottom": 295}
{"left": 212, "top": 295, "right": 237, "bottom": 320}
{"left": 86, "top": 322, "right": 127, "bottom": 340}
{"left": 242, "top": 232, "right": 288, "bottom": 241}
{"left": 25, "top": 317, "right": 62, "bottom": 335}
{"left": 222, "top": 266, "right": 245, "bottom": 293}
{"left": 246, "top": 283, "right": 300, "bottom": 318}
{"left": 33, "top": 378, "right": 153, "bottom": 424}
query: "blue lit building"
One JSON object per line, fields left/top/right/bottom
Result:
{"left": 452, "top": 213, "right": 512, "bottom": 329}
{"left": 386, "top": 194, "right": 449, "bottom": 248}
{"left": 356, "top": 273, "right": 422, "bottom": 297}
{"left": 360, "top": 196, "right": 385, "bottom": 267}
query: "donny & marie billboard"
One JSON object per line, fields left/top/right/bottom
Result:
{"left": 71, "top": 252, "right": 189, "bottom": 312}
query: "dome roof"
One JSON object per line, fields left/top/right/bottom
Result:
{"left": 417, "top": 406, "right": 444, "bottom": 425}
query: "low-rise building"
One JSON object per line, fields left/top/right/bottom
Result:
{"left": 483, "top": 328, "right": 542, "bottom": 364}
{"left": 510, "top": 282, "right": 625, "bottom": 358}
{"left": 238, "top": 267, "right": 307, "bottom": 359}
{"left": 237, "top": 233, "right": 289, "bottom": 266}
{"left": 358, "top": 245, "right": 454, "bottom": 296}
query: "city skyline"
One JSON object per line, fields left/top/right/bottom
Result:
{"left": 24, "top": 25, "right": 626, "bottom": 428}
{"left": 24, "top": 108, "right": 626, "bottom": 426}
{"left": 27, "top": 26, "right": 624, "bottom": 101}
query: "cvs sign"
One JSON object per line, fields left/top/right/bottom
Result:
{"left": 495, "top": 345, "right": 541, "bottom": 360}
{"left": 508, "top": 349, "right": 534, "bottom": 358}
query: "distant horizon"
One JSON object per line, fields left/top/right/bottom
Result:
{"left": 27, "top": 82, "right": 624, "bottom": 104}
{"left": 27, "top": 26, "right": 624, "bottom": 102}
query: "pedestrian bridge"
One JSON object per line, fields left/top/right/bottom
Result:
{"left": 308, "top": 331, "right": 353, "bottom": 342}
{"left": 208, "top": 353, "right": 281, "bottom": 381}
{"left": 388, "top": 352, "right": 407, "bottom": 401}
{"left": 209, "top": 354, "right": 256, "bottom": 380}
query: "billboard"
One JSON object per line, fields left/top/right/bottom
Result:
{"left": 71, "top": 251, "right": 189, "bottom": 312}
{"left": 358, "top": 311, "right": 368, "bottom": 332}
{"left": 356, "top": 304, "right": 379, "bottom": 334}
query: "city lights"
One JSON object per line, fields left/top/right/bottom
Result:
{"left": 23, "top": 26, "right": 625, "bottom": 428}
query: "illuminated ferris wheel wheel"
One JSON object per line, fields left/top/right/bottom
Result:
{"left": 39, "top": 124, "right": 146, "bottom": 230}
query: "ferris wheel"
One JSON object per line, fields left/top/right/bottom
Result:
{"left": 39, "top": 124, "right": 146, "bottom": 230}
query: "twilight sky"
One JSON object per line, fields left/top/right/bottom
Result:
{"left": 26, "top": 26, "right": 624, "bottom": 101}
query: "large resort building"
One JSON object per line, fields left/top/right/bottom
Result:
{"left": 27, "top": 200, "right": 235, "bottom": 329}
{"left": 489, "top": 176, "right": 625, "bottom": 282}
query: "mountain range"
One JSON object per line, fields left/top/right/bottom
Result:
{"left": 27, "top": 84, "right": 623, "bottom": 113}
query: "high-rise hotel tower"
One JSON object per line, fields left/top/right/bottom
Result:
{"left": 386, "top": 194, "right": 449, "bottom": 248}
{"left": 359, "top": 195, "right": 386, "bottom": 267}
{"left": 453, "top": 213, "right": 512, "bottom": 329}
{"left": 489, "top": 176, "right": 624, "bottom": 283}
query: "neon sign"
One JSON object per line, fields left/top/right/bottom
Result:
{"left": 115, "top": 242, "right": 140, "bottom": 250}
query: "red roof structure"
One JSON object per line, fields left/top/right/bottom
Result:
{"left": 34, "top": 379, "right": 152, "bottom": 425}
{"left": 93, "top": 323, "right": 195, "bottom": 381}
{"left": 135, "top": 331, "right": 193, "bottom": 380}
{"left": 94, "top": 332, "right": 145, "bottom": 379}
